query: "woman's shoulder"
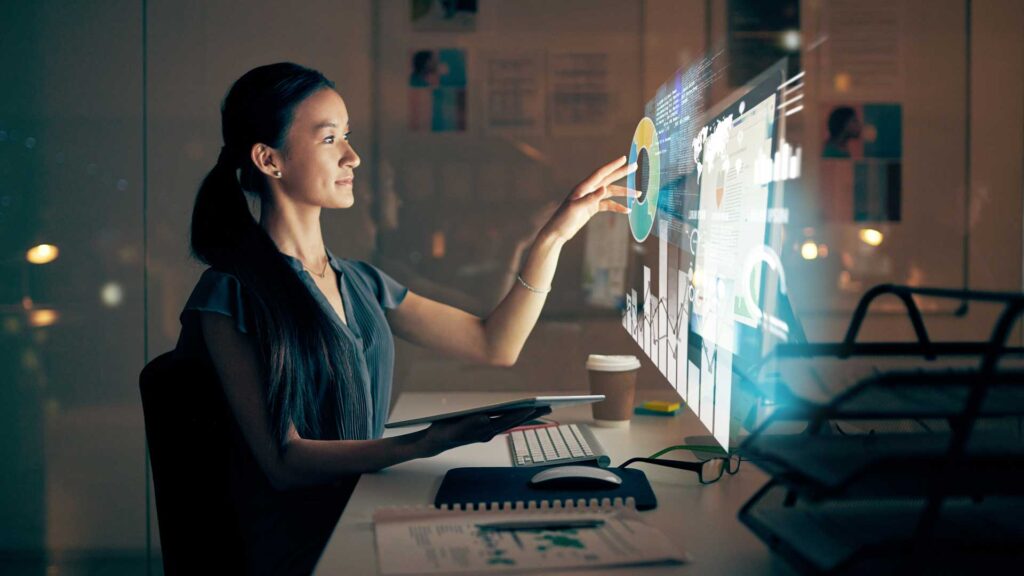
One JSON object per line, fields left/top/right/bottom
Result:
{"left": 186, "top": 268, "right": 245, "bottom": 305}
{"left": 335, "top": 257, "right": 386, "bottom": 281}
{"left": 180, "top": 267, "right": 253, "bottom": 333}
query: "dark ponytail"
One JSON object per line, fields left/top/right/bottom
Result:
{"left": 190, "top": 63, "right": 367, "bottom": 449}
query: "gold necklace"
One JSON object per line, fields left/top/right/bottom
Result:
{"left": 301, "top": 255, "right": 330, "bottom": 279}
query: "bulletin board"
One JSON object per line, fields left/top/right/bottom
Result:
{"left": 372, "top": 0, "right": 645, "bottom": 317}
{"left": 803, "top": 0, "right": 969, "bottom": 315}
{"left": 710, "top": 0, "right": 971, "bottom": 316}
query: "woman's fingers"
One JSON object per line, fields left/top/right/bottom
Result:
{"left": 574, "top": 162, "right": 638, "bottom": 201}
{"left": 586, "top": 185, "right": 636, "bottom": 207}
{"left": 605, "top": 184, "right": 639, "bottom": 198}
{"left": 431, "top": 406, "right": 556, "bottom": 450}
{"left": 487, "top": 408, "right": 542, "bottom": 435}
{"left": 599, "top": 199, "right": 630, "bottom": 214}
{"left": 597, "top": 162, "right": 638, "bottom": 190}
{"left": 573, "top": 156, "right": 628, "bottom": 199}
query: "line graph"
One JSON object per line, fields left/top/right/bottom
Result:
{"left": 621, "top": 221, "right": 732, "bottom": 447}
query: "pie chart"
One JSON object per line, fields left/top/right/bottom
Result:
{"left": 627, "top": 117, "right": 661, "bottom": 242}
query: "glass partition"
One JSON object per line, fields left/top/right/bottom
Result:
{"left": 0, "top": 1, "right": 1009, "bottom": 573}
{"left": 0, "top": 0, "right": 149, "bottom": 572}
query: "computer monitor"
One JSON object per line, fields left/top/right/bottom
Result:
{"left": 622, "top": 56, "right": 801, "bottom": 450}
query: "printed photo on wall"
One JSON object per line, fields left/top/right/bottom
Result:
{"left": 819, "top": 103, "right": 902, "bottom": 222}
{"left": 409, "top": 48, "right": 468, "bottom": 132}
{"left": 410, "top": 0, "right": 477, "bottom": 32}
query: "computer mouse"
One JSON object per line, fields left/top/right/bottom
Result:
{"left": 529, "top": 465, "right": 623, "bottom": 490}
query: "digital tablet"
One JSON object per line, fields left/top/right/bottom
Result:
{"left": 383, "top": 395, "right": 605, "bottom": 428}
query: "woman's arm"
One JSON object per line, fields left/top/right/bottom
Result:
{"left": 387, "top": 156, "right": 635, "bottom": 366}
{"left": 201, "top": 312, "right": 538, "bottom": 490}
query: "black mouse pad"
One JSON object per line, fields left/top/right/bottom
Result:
{"left": 434, "top": 466, "right": 657, "bottom": 511}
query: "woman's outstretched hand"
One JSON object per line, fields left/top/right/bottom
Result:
{"left": 419, "top": 407, "right": 552, "bottom": 457}
{"left": 540, "top": 156, "right": 638, "bottom": 244}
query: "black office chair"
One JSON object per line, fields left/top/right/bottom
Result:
{"left": 140, "top": 351, "right": 246, "bottom": 574}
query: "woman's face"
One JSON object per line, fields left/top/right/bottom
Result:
{"left": 274, "top": 88, "right": 361, "bottom": 209}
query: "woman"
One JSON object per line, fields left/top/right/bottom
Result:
{"left": 176, "top": 62, "right": 634, "bottom": 573}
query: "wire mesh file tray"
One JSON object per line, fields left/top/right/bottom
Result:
{"left": 737, "top": 285, "right": 1024, "bottom": 574}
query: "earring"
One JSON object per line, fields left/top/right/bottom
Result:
{"left": 273, "top": 170, "right": 282, "bottom": 178}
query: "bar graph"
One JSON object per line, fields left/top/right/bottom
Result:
{"left": 622, "top": 221, "right": 731, "bottom": 448}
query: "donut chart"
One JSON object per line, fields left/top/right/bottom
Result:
{"left": 627, "top": 117, "right": 661, "bottom": 242}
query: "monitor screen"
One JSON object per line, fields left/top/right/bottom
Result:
{"left": 623, "top": 56, "right": 797, "bottom": 450}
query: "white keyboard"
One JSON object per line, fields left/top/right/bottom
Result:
{"left": 507, "top": 423, "right": 609, "bottom": 467}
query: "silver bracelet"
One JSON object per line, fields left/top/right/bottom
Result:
{"left": 516, "top": 273, "right": 551, "bottom": 294}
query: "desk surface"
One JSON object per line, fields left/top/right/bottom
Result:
{"left": 315, "top": 391, "right": 794, "bottom": 575}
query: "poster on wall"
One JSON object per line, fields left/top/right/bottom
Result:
{"left": 816, "top": 0, "right": 905, "bottom": 223}
{"left": 409, "top": 48, "right": 468, "bottom": 132}
{"left": 410, "top": 0, "right": 477, "bottom": 32}
{"left": 546, "top": 52, "right": 611, "bottom": 137}
{"left": 819, "top": 102, "right": 902, "bottom": 222}
{"left": 807, "top": 0, "right": 935, "bottom": 314}
{"left": 483, "top": 53, "right": 544, "bottom": 134}
{"left": 819, "top": 0, "right": 904, "bottom": 100}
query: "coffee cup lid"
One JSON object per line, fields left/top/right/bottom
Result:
{"left": 586, "top": 354, "right": 641, "bottom": 372}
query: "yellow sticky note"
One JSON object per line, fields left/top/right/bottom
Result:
{"left": 642, "top": 401, "right": 681, "bottom": 413}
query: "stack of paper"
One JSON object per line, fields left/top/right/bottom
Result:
{"left": 373, "top": 505, "right": 686, "bottom": 575}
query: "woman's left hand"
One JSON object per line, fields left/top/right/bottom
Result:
{"left": 540, "top": 156, "right": 638, "bottom": 244}
{"left": 418, "top": 407, "right": 551, "bottom": 457}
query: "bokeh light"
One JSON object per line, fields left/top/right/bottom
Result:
{"left": 26, "top": 244, "right": 59, "bottom": 264}
{"left": 100, "top": 282, "right": 124, "bottom": 308}
{"left": 859, "top": 228, "right": 884, "bottom": 246}
{"left": 431, "top": 231, "right": 446, "bottom": 258}
{"left": 28, "top": 308, "right": 59, "bottom": 328}
{"left": 781, "top": 29, "right": 800, "bottom": 51}
{"left": 833, "top": 72, "right": 852, "bottom": 93}
{"left": 801, "top": 241, "right": 818, "bottom": 260}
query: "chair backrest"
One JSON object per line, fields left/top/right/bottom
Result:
{"left": 140, "top": 351, "right": 246, "bottom": 573}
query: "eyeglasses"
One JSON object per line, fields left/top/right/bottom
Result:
{"left": 619, "top": 445, "right": 741, "bottom": 485}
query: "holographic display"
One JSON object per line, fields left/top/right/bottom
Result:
{"left": 622, "top": 57, "right": 796, "bottom": 450}
{"left": 627, "top": 117, "right": 662, "bottom": 242}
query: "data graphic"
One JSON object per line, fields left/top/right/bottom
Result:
{"left": 627, "top": 117, "right": 662, "bottom": 242}
{"left": 691, "top": 90, "right": 776, "bottom": 352}
{"left": 621, "top": 57, "right": 797, "bottom": 450}
{"left": 622, "top": 221, "right": 732, "bottom": 448}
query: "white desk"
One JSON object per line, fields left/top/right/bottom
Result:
{"left": 315, "top": 391, "right": 795, "bottom": 575}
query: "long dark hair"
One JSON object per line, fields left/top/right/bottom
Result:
{"left": 190, "top": 62, "right": 368, "bottom": 449}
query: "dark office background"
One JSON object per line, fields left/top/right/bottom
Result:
{"left": 1, "top": 0, "right": 1021, "bottom": 573}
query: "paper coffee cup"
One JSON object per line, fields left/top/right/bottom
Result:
{"left": 586, "top": 355, "right": 641, "bottom": 427}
